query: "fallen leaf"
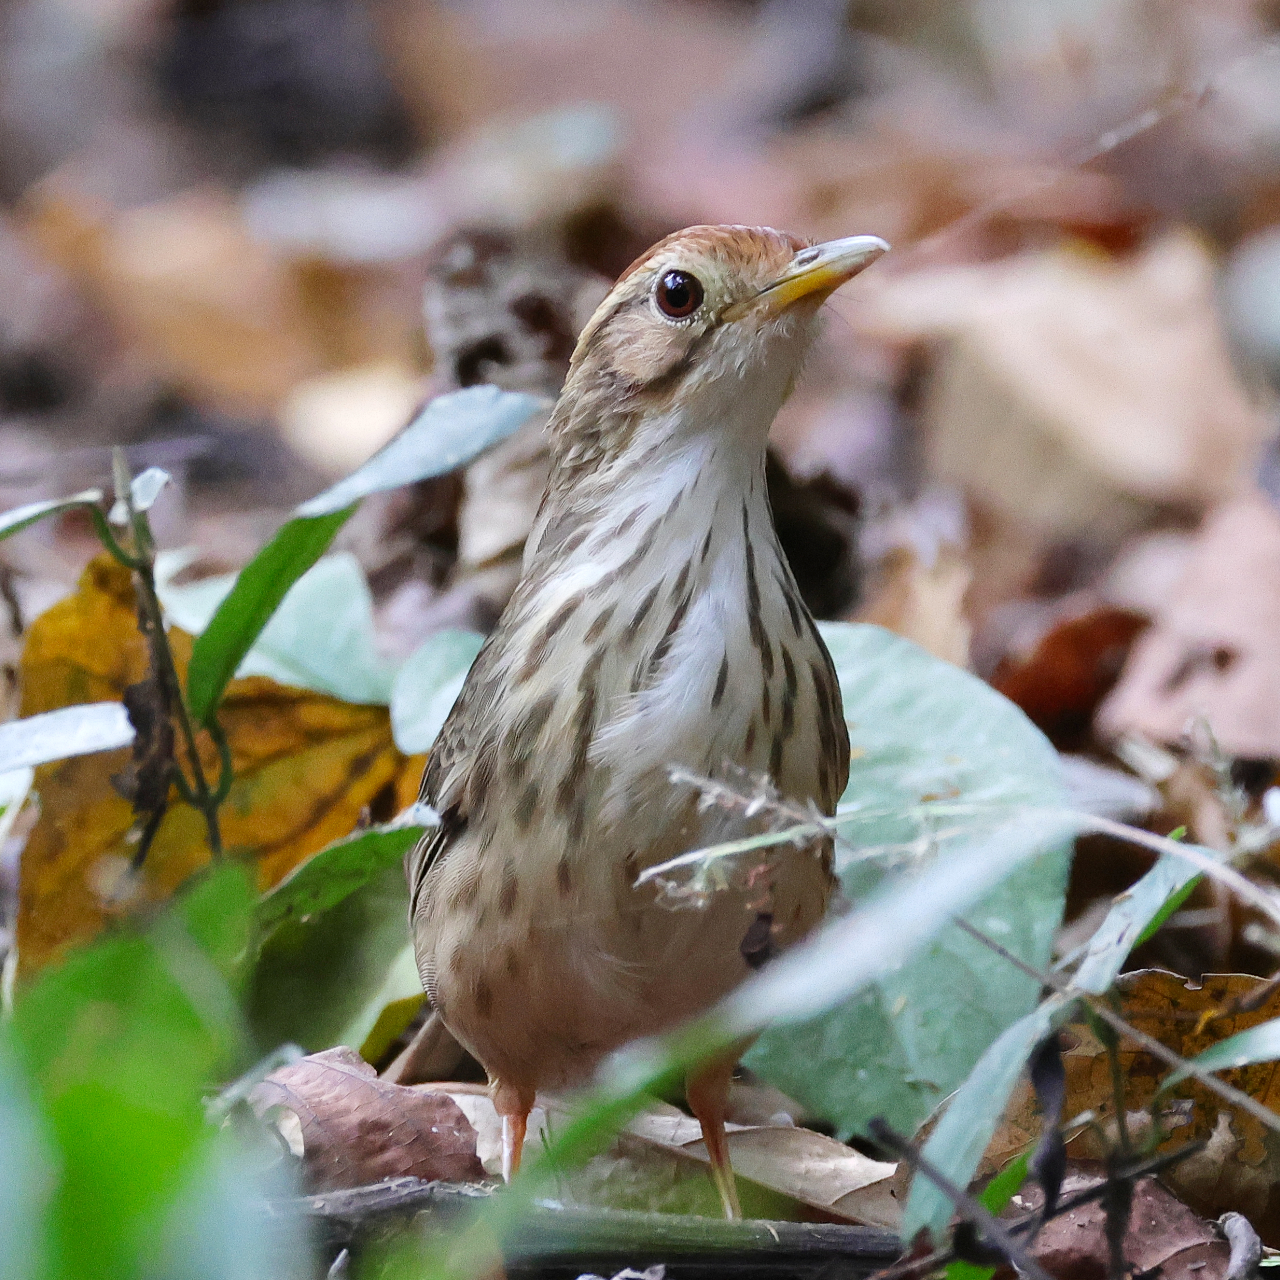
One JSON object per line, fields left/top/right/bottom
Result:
{"left": 857, "top": 545, "right": 972, "bottom": 667}
{"left": 15, "top": 554, "right": 423, "bottom": 973}
{"left": 984, "top": 970, "right": 1280, "bottom": 1242}
{"left": 1097, "top": 493, "right": 1280, "bottom": 758}
{"left": 1026, "top": 1170, "right": 1230, "bottom": 1280}
{"left": 991, "top": 605, "right": 1147, "bottom": 750}
{"left": 863, "top": 233, "right": 1266, "bottom": 531}
{"left": 250, "top": 1046, "right": 484, "bottom": 1192}
{"left": 25, "top": 184, "right": 322, "bottom": 414}
{"left": 423, "top": 1085, "right": 900, "bottom": 1229}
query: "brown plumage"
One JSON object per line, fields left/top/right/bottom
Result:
{"left": 407, "top": 224, "right": 887, "bottom": 1216}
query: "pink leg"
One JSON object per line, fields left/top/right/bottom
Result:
{"left": 492, "top": 1080, "right": 535, "bottom": 1182}
{"left": 686, "top": 1055, "right": 742, "bottom": 1220}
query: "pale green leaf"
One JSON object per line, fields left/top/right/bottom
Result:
{"left": 390, "top": 629, "right": 484, "bottom": 753}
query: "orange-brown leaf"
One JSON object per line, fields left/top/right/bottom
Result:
{"left": 17, "top": 554, "right": 423, "bottom": 974}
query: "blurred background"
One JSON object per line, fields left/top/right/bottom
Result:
{"left": 2, "top": 0, "right": 1280, "bottom": 979}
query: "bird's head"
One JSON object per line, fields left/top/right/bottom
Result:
{"left": 550, "top": 225, "right": 888, "bottom": 479}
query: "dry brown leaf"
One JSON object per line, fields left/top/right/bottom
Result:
{"left": 857, "top": 545, "right": 972, "bottom": 668}
{"left": 1027, "top": 1171, "right": 1230, "bottom": 1280}
{"left": 1097, "top": 493, "right": 1280, "bottom": 758}
{"left": 16, "top": 555, "right": 423, "bottom": 973}
{"left": 24, "top": 183, "right": 323, "bottom": 414}
{"left": 860, "top": 233, "right": 1268, "bottom": 543}
{"left": 985, "top": 970, "right": 1280, "bottom": 1241}
{"left": 424, "top": 1085, "right": 899, "bottom": 1229}
{"left": 251, "top": 1046, "right": 484, "bottom": 1192}
{"left": 990, "top": 605, "right": 1147, "bottom": 750}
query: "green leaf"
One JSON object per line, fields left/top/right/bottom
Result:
{"left": 907, "top": 831, "right": 1209, "bottom": 1241}
{"left": 253, "top": 818, "right": 428, "bottom": 941}
{"left": 744, "top": 624, "right": 1070, "bottom": 1141}
{"left": 247, "top": 818, "right": 432, "bottom": 1054}
{"left": 164, "top": 553, "right": 395, "bottom": 706}
{"left": 0, "top": 490, "right": 103, "bottom": 542}
{"left": 1073, "top": 856, "right": 1202, "bottom": 994}
{"left": 390, "top": 629, "right": 484, "bottom": 753}
{"left": 945, "top": 1152, "right": 1032, "bottom": 1280}
{"left": 0, "top": 1033, "right": 53, "bottom": 1280}
{"left": 186, "top": 506, "right": 353, "bottom": 724}
{"left": 295, "top": 385, "right": 543, "bottom": 517}
{"left": 248, "top": 858, "right": 417, "bottom": 1055}
{"left": 904, "top": 995, "right": 1072, "bottom": 1241}
{"left": 342, "top": 943, "right": 425, "bottom": 1056}
{"left": 10, "top": 863, "right": 254, "bottom": 1279}
{"left": 184, "top": 385, "right": 541, "bottom": 725}
{"left": 0, "top": 703, "right": 134, "bottom": 772}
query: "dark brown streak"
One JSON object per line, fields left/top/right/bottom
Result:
{"left": 700, "top": 525, "right": 715, "bottom": 564}
{"left": 585, "top": 602, "right": 616, "bottom": 644}
{"left": 499, "top": 861, "right": 519, "bottom": 916}
{"left": 775, "top": 571, "right": 804, "bottom": 636}
{"left": 742, "top": 507, "right": 774, "bottom": 678}
{"left": 625, "top": 582, "right": 662, "bottom": 638}
{"left": 712, "top": 655, "right": 729, "bottom": 709}
{"left": 505, "top": 692, "right": 557, "bottom": 785}
{"left": 515, "top": 782, "right": 540, "bottom": 831}
{"left": 780, "top": 647, "right": 798, "bottom": 739}
{"left": 557, "top": 649, "right": 604, "bottom": 825}
{"left": 518, "top": 592, "right": 584, "bottom": 682}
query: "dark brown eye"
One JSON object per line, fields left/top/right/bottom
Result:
{"left": 655, "top": 270, "right": 704, "bottom": 319}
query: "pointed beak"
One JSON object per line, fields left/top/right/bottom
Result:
{"left": 724, "top": 234, "right": 890, "bottom": 321}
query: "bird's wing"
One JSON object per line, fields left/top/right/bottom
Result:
{"left": 406, "top": 632, "right": 504, "bottom": 919}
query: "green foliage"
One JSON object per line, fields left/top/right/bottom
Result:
{"left": 904, "top": 848, "right": 1213, "bottom": 1241}
{"left": 185, "top": 386, "right": 541, "bottom": 724}
{"left": 390, "top": 629, "right": 485, "bottom": 753}
{"left": 186, "top": 506, "right": 355, "bottom": 724}
{"left": 4, "top": 865, "right": 278, "bottom": 1279}
{"left": 944, "top": 1152, "right": 1031, "bottom": 1280}
{"left": 247, "top": 818, "right": 431, "bottom": 1053}
{"left": 746, "top": 624, "right": 1070, "bottom": 1139}
{"left": 164, "top": 551, "right": 396, "bottom": 706}
{"left": 0, "top": 492, "right": 103, "bottom": 542}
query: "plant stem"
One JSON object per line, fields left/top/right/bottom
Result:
{"left": 110, "top": 450, "right": 228, "bottom": 858}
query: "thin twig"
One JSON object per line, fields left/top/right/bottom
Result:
{"left": 869, "top": 1119, "right": 1056, "bottom": 1280}
{"left": 110, "top": 451, "right": 225, "bottom": 857}
{"left": 865, "top": 1142, "right": 1206, "bottom": 1280}
{"left": 955, "top": 919, "right": 1280, "bottom": 1137}
{"left": 1073, "top": 813, "right": 1280, "bottom": 936}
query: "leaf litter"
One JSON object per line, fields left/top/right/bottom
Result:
{"left": 2, "top": 3, "right": 1280, "bottom": 1276}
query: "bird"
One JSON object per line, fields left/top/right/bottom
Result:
{"left": 407, "top": 224, "right": 887, "bottom": 1217}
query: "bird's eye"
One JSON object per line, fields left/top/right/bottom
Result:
{"left": 655, "top": 270, "right": 704, "bottom": 319}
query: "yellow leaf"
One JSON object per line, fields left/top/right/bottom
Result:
{"left": 17, "top": 555, "right": 424, "bottom": 974}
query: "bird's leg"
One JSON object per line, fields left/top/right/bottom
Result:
{"left": 492, "top": 1080, "right": 536, "bottom": 1182}
{"left": 686, "top": 1053, "right": 741, "bottom": 1220}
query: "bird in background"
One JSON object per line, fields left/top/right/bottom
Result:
{"left": 407, "top": 223, "right": 888, "bottom": 1217}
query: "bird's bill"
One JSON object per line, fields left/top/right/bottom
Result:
{"left": 724, "top": 234, "right": 890, "bottom": 320}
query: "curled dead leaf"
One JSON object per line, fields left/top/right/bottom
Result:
{"left": 250, "top": 1046, "right": 485, "bottom": 1192}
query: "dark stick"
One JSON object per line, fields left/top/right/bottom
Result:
{"left": 866, "top": 1119, "right": 1055, "bottom": 1280}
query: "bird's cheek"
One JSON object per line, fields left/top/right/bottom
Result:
{"left": 607, "top": 323, "right": 695, "bottom": 388}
